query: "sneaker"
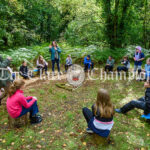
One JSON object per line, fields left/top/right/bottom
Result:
{"left": 59, "top": 72, "right": 62, "bottom": 75}
{"left": 86, "top": 128, "right": 94, "bottom": 134}
{"left": 115, "top": 109, "right": 122, "bottom": 113}
{"left": 30, "top": 115, "right": 42, "bottom": 124}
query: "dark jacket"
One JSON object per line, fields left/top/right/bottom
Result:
{"left": 144, "top": 88, "right": 150, "bottom": 115}
{"left": 19, "top": 65, "right": 28, "bottom": 75}
{"left": 0, "top": 56, "right": 11, "bottom": 88}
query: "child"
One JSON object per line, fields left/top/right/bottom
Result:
{"left": 19, "top": 61, "right": 29, "bottom": 79}
{"left": 144, "top": 58, "right": 150, "bottom": 80}
{"left": 82, "top": 89, "right": 114, "bottom": 138}
{"left": 116, "top": 80, "right": 150, "bottom": 115}
{"left": 105, "top": 56, "right": 115, "bottom": 73}
{"left": 84, "top": 55, "right": 94, "bottom": 72}
{"left": 133, "top": 46, "right": 145, "bottom": 76}
{"left": 6, "top": 80, "right": 42, "bottom": 124}
{"left": 37, "top": 55, "right": 48, "bottom": 75}
{"left": 65, "top": 55, "right": 72, "bottom": 72}
{"left": 117, "top": 56, "right": 130, "bottom": 74}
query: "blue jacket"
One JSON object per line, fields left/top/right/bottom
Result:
{"left": 145, "top": 64, "right": 150, "bottom": 78}
{"left": 84, "top": 57, "right": 91, "bottom": 69}
{"left": 49, "top": 47, "right": 61, "bottom": 60}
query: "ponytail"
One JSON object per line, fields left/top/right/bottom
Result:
{"left": 8, "top": 80, "right": 25, "bottom": 97}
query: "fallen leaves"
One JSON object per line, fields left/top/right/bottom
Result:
{"left": 82, "top": 142, "right": 86, "bottom": 146}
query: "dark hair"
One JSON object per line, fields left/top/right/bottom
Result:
{"left": 109, "top": 56, "right": 112, "bottom": 58}
{"left": 8, "top": 80, "right": 25, "bottom": 97}
{"left": 87, "top": 55, "right": 91, "bottom": 59}
{"left": 22, "top": 60, "right": 26, "bottom": 64}
{"left": 52, "top": 41, "right": 57, "bottom": 47}
{"left": 124, "top": 56, "right": 128, "bottom": 59}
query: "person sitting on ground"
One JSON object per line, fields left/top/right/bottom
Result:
{"left": 117, "top": 56, "right": 130, "bottom": 74}
{"left": 19, "top": 61, "right": 30, "bottom": 79}
{"left": 82, "top": 89, "right": 114, "bottom": 137}
{"left": 0, "top": 55, "right": 12, "bottom": 105}
{"left": 105, "top": 56, "right": 115, "bottom": 73}
{"left": 84, "top": 55, "right": 94, "bottom": 72}
{"left": 37, "top": 55, "right": 48, "bottom": 75}
{"left": 116, "top": 80, "right": 150, "bottom": 116}
{"left": 133, "top": 46, "right": 145, "bottom": 78}
{"left": 65, "top": 55, "right": 72, "bottom": 72}
{"left": 6, "top": 79, "right": 42, "bottom": 124}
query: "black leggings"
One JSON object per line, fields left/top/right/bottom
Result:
{"left": 82, "top": 107, "right": 93, "bottom": 124}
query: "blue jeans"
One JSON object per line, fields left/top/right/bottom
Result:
{"left": 82, "top": 107, "right": 93, "bottom": 124}
{"left": 84, "top": 62, "right": 94, "bottom": 71}
{"left": 18, "top": 99, "right": 39, "bottom": 118}
{"left": 120, "top": 97, "right": 145, "bottom": 113}
{"left": 52, "top": 59, "right": 60, "bottom": 72}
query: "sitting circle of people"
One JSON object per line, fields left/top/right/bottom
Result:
{"left": 0, "top": 44, "right": 150, "bottom": 138}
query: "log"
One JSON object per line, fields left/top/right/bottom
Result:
{"left": 8, "top": 113, "right": 29, "bottom": 128}
{"left": 55, "top": 83, "right": 73, "bottom": 91}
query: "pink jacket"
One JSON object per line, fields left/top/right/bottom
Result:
{"left": 6, "top": 90, "right": 36, "bottom": 118}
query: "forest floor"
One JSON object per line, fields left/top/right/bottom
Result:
{"left": 0, "top": 70, "right": 150, "bottom": 150}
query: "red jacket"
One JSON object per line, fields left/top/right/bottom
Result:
{"left": 6, "top": 90, "right": 36, "bottom": 118}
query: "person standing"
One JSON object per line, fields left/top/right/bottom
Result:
{"left": 49, "top": 41, "right": 61, "bottom": 75}
{"left": 0, "top": 55, "right": 12, "bottom": 105}
{"left": 133, "top": 46, "right": 145, "bottom": 77}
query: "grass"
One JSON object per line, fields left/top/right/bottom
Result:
{"left": 0, "top": 75, "right": 150, "bottom": 150}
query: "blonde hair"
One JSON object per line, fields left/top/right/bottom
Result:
{"left": 94, "top": 89, "right": 114, "bottom": 118}
{"left": 38, "top": 55, "right": 44, "bottom": 65}
{"left": 146, "top": 58, "right": 150, "bottom": 64}
{"left": 8, "top": 80, "right": 25, "bottom": 97}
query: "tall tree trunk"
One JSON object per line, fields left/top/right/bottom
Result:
{"left": 114, "top": 0, "right": 120, "bottom": 47}
{"left": 143, "top": 0, "right": 147, "bottom": 48}
{"left": 118, "top": 0, "right": 130, "bottom": 47}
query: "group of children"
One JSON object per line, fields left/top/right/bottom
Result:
{"left": 0, "top": 44, "right": 150, "bottom": 139}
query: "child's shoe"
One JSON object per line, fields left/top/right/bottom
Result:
{"left": 86, "top": 128, "right": 94, "bottom": 133}
{"left": 115, "top": 109, "right": 122, "bottom": 113}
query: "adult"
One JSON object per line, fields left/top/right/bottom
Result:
{"left": 105, "top": 56, "right": 115, "bottom": 73}
{"left": 65, "top": 55, "right": 72, "bottom": 72}
{"left": 116, "top": 80, "right": 150, "bottom": 115}
{"left": 49, "top": 41, "right": 61, "bottom": 75}
{"left": 0, "top": 55, "right": 12, "bottom": 105}
{"left": 84, "top": 55, "right": 94, "bottom": 72}
{"left": 133, "top": 46, "right": 145, "bottom": 76}
{"left": 37, "top": 55, "right": 48, "bottom": 75}
{"left": 0, "top": 55, "right": 12, "bottom": 88}
{"left": 117, "top": 56, "right": 130, "bottom": 74}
